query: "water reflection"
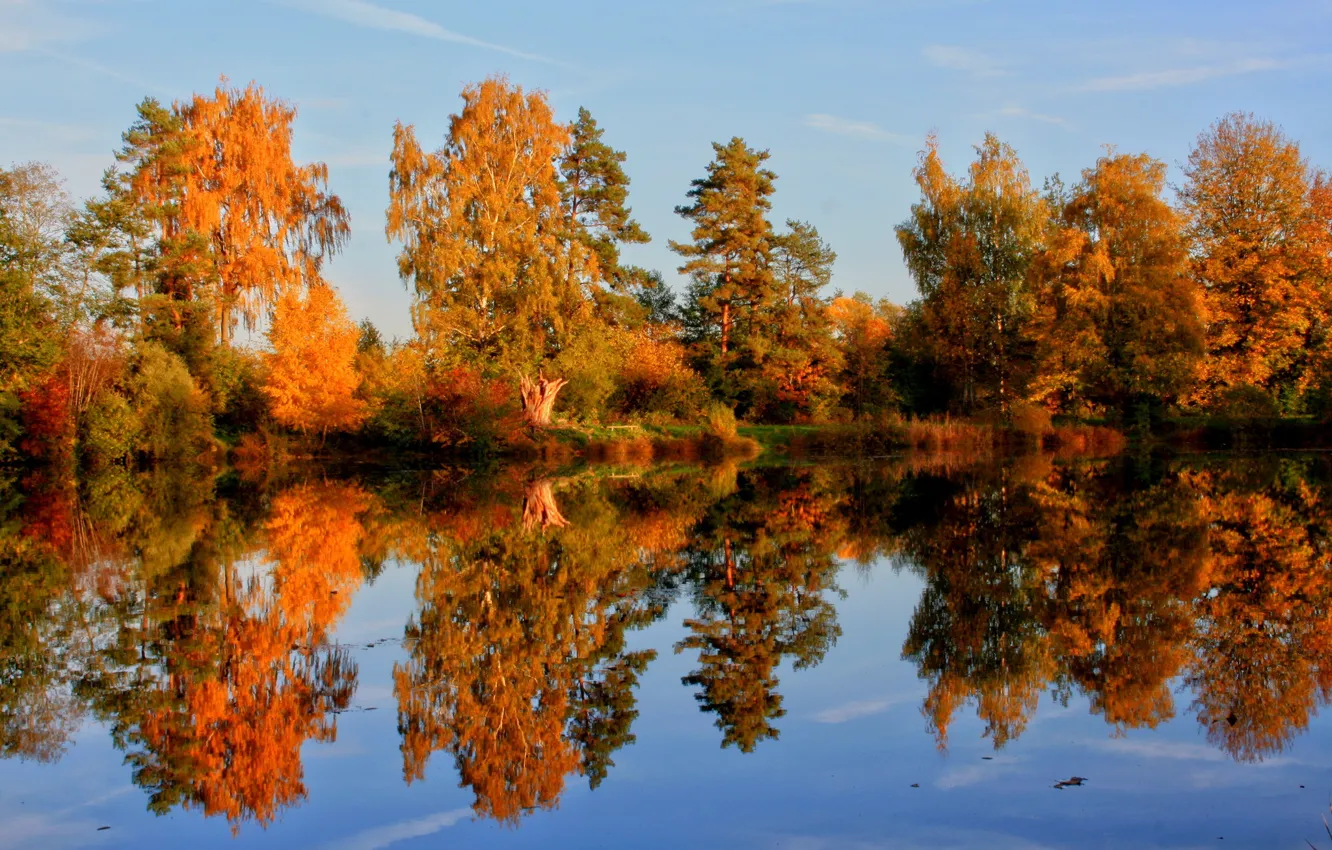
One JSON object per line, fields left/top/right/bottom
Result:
{"left": 3, "top": 454, "right": 1332, "bottom": 833}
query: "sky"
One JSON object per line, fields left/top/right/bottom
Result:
{"left": 2, "top": 0, "right": 1330, "bottom": 341}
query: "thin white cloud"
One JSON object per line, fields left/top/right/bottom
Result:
{"left": 935, "top": 756, "right": 1022, "bottom": 789}
{"left": 998, "top": 106, "right": 1071, "bottom": 129}
{"left": 922, "top": 45, "right": 1008, "bottom": 79}
{"left": 0, "top": 0, "right": 95, "bottom": 52}
{"left": 1088, "top": 737, "right": 1300, "bottom": 767}
{"left": 1076, "top": 56, "right": 1298, "bottom": 92}
{"left": 320, "top": 809, "right": 473, "bottom": 850}
{"left": 0, "top": 116, "right": 100, "bottom": 144}
{"left": 803, "top": 114, "right": 912, "bottom": 144}
{"left": 814, "top": 695, "right": 914, "bottom": 723}
{"left": 35, "top": 49, "right": 170, "bottom": 94}
{"left": 277, "top": 0, "right": 548, "bottom": 62}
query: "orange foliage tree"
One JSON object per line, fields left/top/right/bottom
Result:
{"left": 1180, "top": 113, "right": 1331, "bottom": 409}
{"left": 828, "top": 293, "right": 898, "bottom": 417}
{"left": 115, "top": 81, "right": 349, "bottom": 344}
{"left": 263, "top": 283, "right": 367, "bottom": 439}
{"left": 1029, "top": 151, "right": 1205, "bottom": 418}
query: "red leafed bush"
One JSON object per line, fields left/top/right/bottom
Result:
{"left": 19, "top": 370, "right": 75, "bottom": 460}
{"left": 422, "top": 366, "right": 525, "bottom": 451}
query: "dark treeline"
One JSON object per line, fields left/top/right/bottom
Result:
{"left": 4, "top": 77, "right": 1332, "bottom": 465}
{"left": 4, "top": 453, "right": 1332, "bottom": 828}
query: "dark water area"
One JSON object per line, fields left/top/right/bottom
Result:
{"left": 4, "top": 452, "right": 1332, "bottom": 848}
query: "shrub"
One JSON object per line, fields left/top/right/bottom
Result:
{"left": 129, "top": 342, "right": 215, "bottom": 462}
{"left": 422, "top": 365, "right": 523, "bottom": 454}
{"left": 613, "top": 332, "right": 709, "bottom": 421}
{"left": 80, "top": 388, "right": 139, "bottom": 466}
{"left": 704, "top": 402, "right": 738, "bottom": 438}
{"left": 553, "top": 329, "right": 621, "bottom": 423}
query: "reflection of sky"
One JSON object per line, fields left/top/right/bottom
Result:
{"left": 3, "top": 557, "right": 1331, "bottom": 849}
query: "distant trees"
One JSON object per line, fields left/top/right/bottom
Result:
{"left": 11, "top": 72, "right": 1332, "bottom": 455}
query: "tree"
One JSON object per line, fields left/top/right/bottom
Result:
{"left": 0, "top": 165, "right": 63, "bottom": 457}
{"left": 561, "top": 107, "right": 651, "bottom": 294}
{"left": 754, "top": 220, "right": 844, "bottom": 420}
{"left": 671, "top": 138, "right": 778, "bottom": 361}
{"left": 387, "top": 76, "right": 595, "bottom": 426}
{"left": 1028, "top": 151, "right": 1205, "bottom": 418}
{"left": 1180, "top": 113, "right": 1330, "bottom": 410}
{"left": 0, "top": 162, "right": 74, "bottom": 310}
{"left": 829, "top": 293, "right": 898, "bottom": 418}
{"left": 112, "top": 83, "right": 350, "bottom": 346}
{"left": 896, "top": 134, "right": 1047, "bottom": 414}
{"left": 263, "top": 283, "right": 367, "bottom": 440}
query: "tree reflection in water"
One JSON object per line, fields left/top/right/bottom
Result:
{"left": 2, "top": 453, "right": 1332, "bottom": 830}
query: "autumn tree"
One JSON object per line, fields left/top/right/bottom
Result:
{"left": 1028, "top": 151, "right": 1205, "bottom": 419}
{"left": 1180, "top": 113, "right": 1331, "bottom": 411}
{"left": 1185, "top": 463, "right": 1332, "bottom": 761}
{"left": 753, "top": 220, "right": 844, "bottom": 420}
{"left": 388, "top": 76, "right": 595, "bottom": 426}
{"left": 829, "top": 293, "right": 898, "bottom": 417}
{"left": 896, "top": 135, "right": 1047, "bottom": 414}
{"left": 0, "top": 165, "right": 62, "bottom": 456}
{"left": 263, "top": 283, "right": 367, "bottom": 440}
{"left": 394, "top": 480, "right": 672, "bottom": 821}
{"left": 111, "top": 82, "right": 350, "bottom": 346}
{"left": 672, "top": 138, "right": 778, "bottom": 366}
{"left": 77, "top": 480, "right": 369, "bottom": 831}
{"left": 896, "top": 465, "right": 1053, "bottom": 750}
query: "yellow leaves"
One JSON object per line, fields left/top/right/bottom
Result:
{"left": 263, "top": 283, "right": 367, "bottom": 436}
{"left": 388, "top": 76, "right": 587, "bottom": 368}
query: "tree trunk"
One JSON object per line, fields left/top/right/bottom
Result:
{"left": 519, "top": 373, "right": 568, "bottom": 428}
{"left": 523, "top": 479, "right": 569, "bottom": 531}
{"left": 721, "top": 302, "right": 731, "bottom": 355}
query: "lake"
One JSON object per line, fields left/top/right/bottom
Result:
{"left": 3, "top": 452, "right": 1332, "bottom": 849}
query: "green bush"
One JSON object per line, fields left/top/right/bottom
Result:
{"left": 552, "top": 330, "right": 621, "bottom": 423}
{"left": 129, "top": 342, "right": 215, "bottom": 462}
{"left": 80, "top": 388, "right": 139, "bottom": 466}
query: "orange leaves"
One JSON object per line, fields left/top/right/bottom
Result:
{"left": 115, "top": 81, "right": 348, "bottom": 344}
{"left": 18, "top": 369, "right": 74, "bottom": 460}
{"left": 263, "top": 283, "right": 367, "bottom": 437}
{"left": 1029, "top": 151, "right": 1204, "bottom": 415}
{"left": 1181, "top": 113, "right": 1326, "bottom": 404}
{"left": 179, "top": 81, "right": 350, "bottom": 342}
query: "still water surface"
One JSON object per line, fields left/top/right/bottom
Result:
{"left": 4, "top": 454, "right": 1332, "bottom": 848}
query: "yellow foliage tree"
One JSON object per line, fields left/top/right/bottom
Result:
{"left": 387, "top": 76, "right": 602, "bottom": 426}
{"left": 1180, "top": 113, "right": 1330, "bottom": 408}
{"left": 263, "top": 283, "right": 367, "bottom": 439}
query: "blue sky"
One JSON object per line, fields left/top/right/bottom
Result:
{"left": 2, "top": 0, "right": 1330, "bottom": 340}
